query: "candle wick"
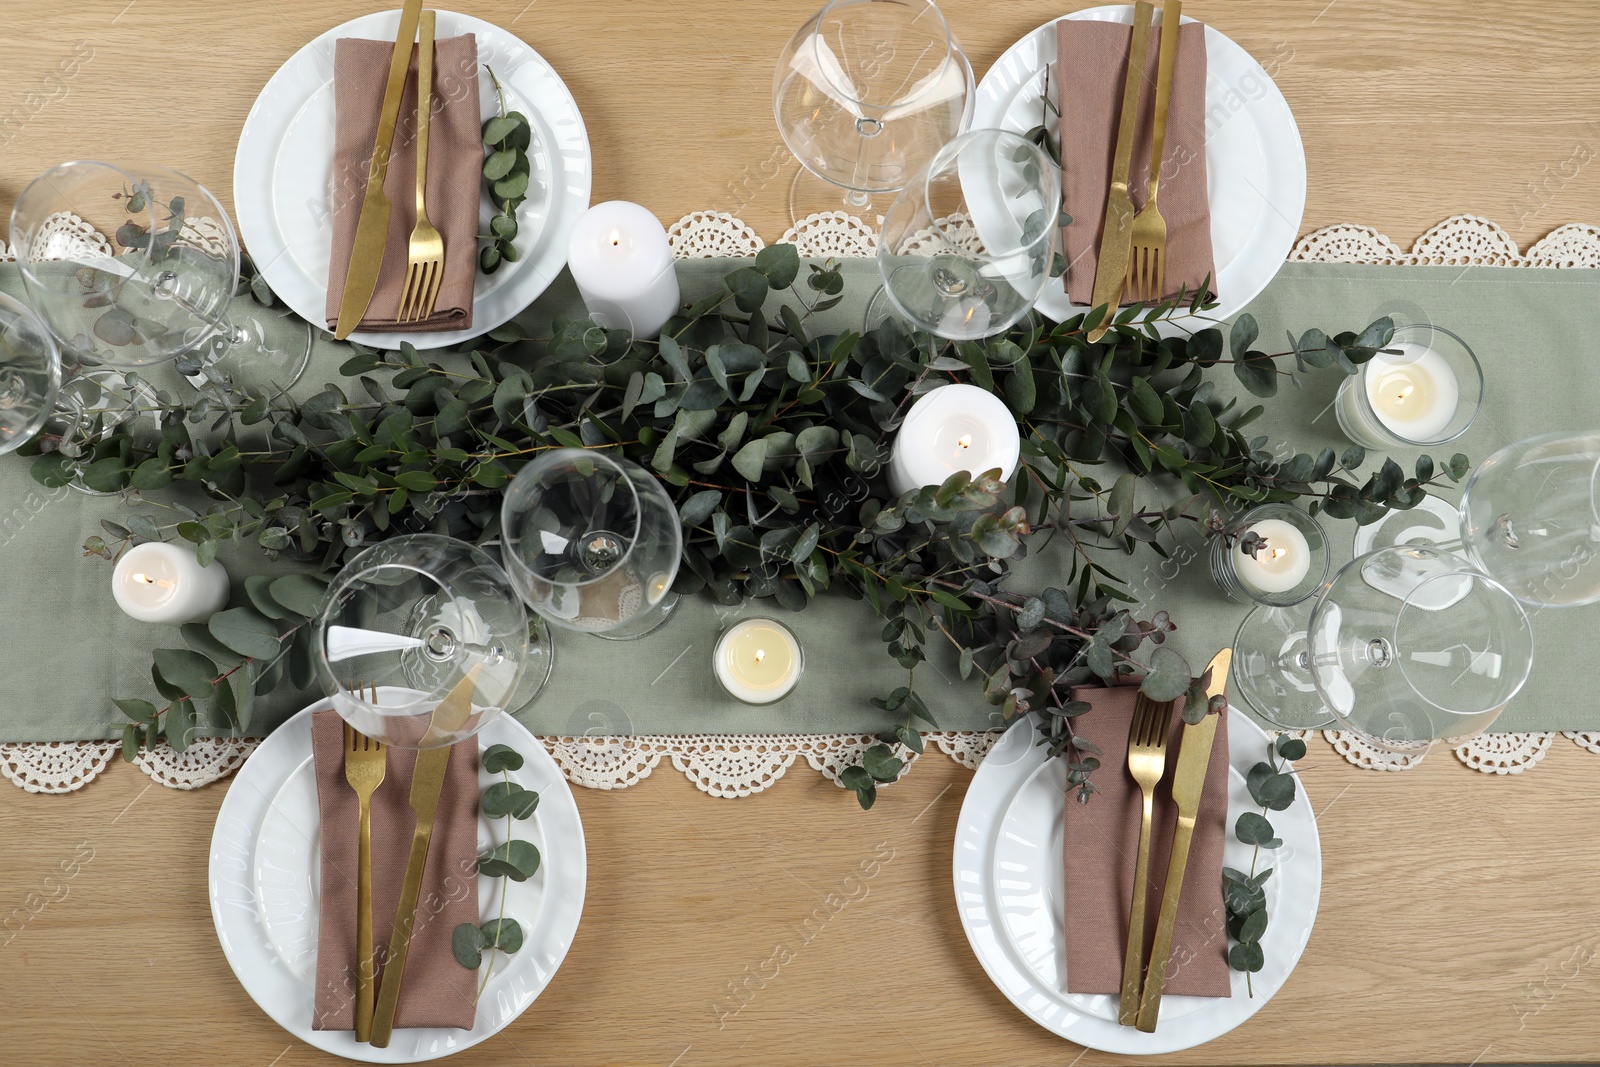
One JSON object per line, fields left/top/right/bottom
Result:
{"left": 956, "top": 434, "right": 971, "bottom": 451}
{"left": 607, "top": 227, "right": 622, "bottom": 247}
{"left": 754, "top": 649, "right": 766, "bottom": 664}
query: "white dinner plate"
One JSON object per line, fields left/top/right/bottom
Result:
{"left": 972, "top": 7, "right": 1305, "bottom": 329}
{"left": 209, "top": 691, "right": 586, "bottom": 1063}
{"left": 954, "top": 707, "right": 1321, "bottom": 1055}
{"left": 233, "top": 9, "right": 591, "bottom": 350}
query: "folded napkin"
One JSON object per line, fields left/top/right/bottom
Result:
{"left": 310, "top": 710, "right": 481, "bottom": 1030}
{"left": 1062, "top": 685, "right": 1230, "bottom": 997}
{"left": 325, "top": 34, "right": 483, "bottom": 332}
{"left": 1056, "top": 19, "right": 1216, "bottom": 306}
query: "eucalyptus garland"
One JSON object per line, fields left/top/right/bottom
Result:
{"left": 44, "top": 247, "right": 1468, "bottom": 803}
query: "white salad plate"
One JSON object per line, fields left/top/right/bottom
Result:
{"left": 972, "top": 7, "right": 1305, "bottom": 329}
{"left": 233, "top": 9, "right": 591, "bottom": 350}
{"left": 954, "top": 707, "right": 1321, "bottom": 1054}
{"left": 209, "top": 692, "right": 586, "bottom": 1063}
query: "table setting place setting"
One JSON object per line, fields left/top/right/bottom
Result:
{"left": 0, "top": 0, "right": 1597, "bottom": 1061}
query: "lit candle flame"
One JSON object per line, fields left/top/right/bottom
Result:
{"left": 1395, "top": 384, "right": 1415, "bottom": 405}
{"left": 754, "top": 648, "right": 766, "bottom": 664}
{"left": 132, "top": 572, "right": 174, "bottom": 590}
{"left": 607, "top": 228, "right": 622, "bottom": 247}
{"left": 1270, "top": 547, "right": 1287, "bottom": 560}
{"left": 956, "top": 434, "right": 972, "bottom": 451}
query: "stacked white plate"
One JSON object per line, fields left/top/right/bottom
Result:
{"left": 953, "top": 709, "right": 1321, "bottom": 1054}
{"left": 209, "top": 694, "right": 586, "bottom": 1063}
{"left": 972, "top": 6, "right": 1306, "bottom": 329}
{"left": 233, "top": 9, "right": 592, "bottom": 350}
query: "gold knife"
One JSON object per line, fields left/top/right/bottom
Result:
{"left": 368, "top": 665, "right": 482, "bottom": 1048}
{"left": 1135, "top": 647, "right": 1230, "bottom": 1033}
{"left": 334, "top": 0, "right": 425, "bottom": 340}
{"left": 1085, "top": 1, "right": 1155, "bottom": 344}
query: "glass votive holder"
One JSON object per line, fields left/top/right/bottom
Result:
{"left": 1333, "top": 323, "right": 1482, "bottom": 450}
{"left": 1209, "top": 503, "right": 1329, "bottom": 607}
{"left": 713, "top": 617, "right": 805, "bottom": 704}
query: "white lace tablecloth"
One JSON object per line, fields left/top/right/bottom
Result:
{"left": 5, "top": 211, "right": 1598, "bottom": 796}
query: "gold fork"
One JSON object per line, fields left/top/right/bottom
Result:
{"left": 1125, "top": 0, "right": 1182, "bottom": 305}
{"left": 398, "top": 10, "right": 444, "bottom": 323}
{"left": 1118, "top": 690, "right": 1173, "bottom": 1025}
{"left": 342, "top": 684, "right": 388, "bottom": 1042}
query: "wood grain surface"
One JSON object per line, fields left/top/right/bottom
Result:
{"left": 1, "top": 1, "right": 1598, "bottom": 1064}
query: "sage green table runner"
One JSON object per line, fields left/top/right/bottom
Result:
{"left": 0, "top": 259, "right": 1593, "bottom": 742}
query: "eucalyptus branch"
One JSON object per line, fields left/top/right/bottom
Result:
{"left": 42, "top": 250, "right": 1468, "bottom": 814}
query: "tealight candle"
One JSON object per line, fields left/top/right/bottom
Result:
{"left": 714, "top": 617, "right": 804, "bottom": 704}
{"left": 887, "top": 383, "right": 1021, "bottom": 497}
{"left": 1231, "top": 518, "right": 1311, "bottom": 594}
{"left": 566, "top": 201, "right": 680, "bottom": 340}
{"left": 1335, "top": 334, "right": 1474, "bottom": 448}
{"left": 1209, "top": 503, "right": 1329, "bottom": 607}
{"left": 111, "top": 542, "right": 229, "bottom": 624}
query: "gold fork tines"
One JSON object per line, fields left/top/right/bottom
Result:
{"left": 1125, "top": 0, "right": 1183, "bottom": 306}
{"left": 342, "top": 683, "right": 388, "bottom": 1042}
{"left": 1118, "top": 690, "right": 1174, "bottom": 1025}
{"left": 398, "top": 10, "right": 444, "bottom": 324}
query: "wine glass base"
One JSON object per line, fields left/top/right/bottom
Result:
{"left": 1352, "top": 493, "right": 1463, "bottom": 556}
{"left": 1230, "top": 604, "right": 1336, "bottom": 730}
{"left": 53, "top": 367, "right": 162, "bottom": 496}
{"left": 505, "top": 616, "right": 556, "bottom": 713}
{"left": 188, "top": 306, "right": 314, "bottom": 394}
{"left": 590, "top": 593, "right": 681, "bottom": 642}
{"left": 787, "top": 167, "right": 892, "bottom": 231}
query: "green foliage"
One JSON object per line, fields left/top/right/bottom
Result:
{"left": 1225, "top": 734, "right": 1304, "bottom": 994}
{"left": 478, "top": 68, "right": 532, "bottom": 275}
{"left": 58, "top": 253, "right": 1459, "bottom": 801}
{"left": 454, "top": 745, "right": 540, "bottom": 1000}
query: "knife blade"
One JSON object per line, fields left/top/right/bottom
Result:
{"left": 367, "top": 664, "right": 482, "bottom": 1048}
{"left": 1134, "top": 646, "right": 1230, "bottom": 1032}
{"left": 1085, "top": 1, "right": 1154, "bottom": 344}
{"left": 333, "top": 0, "right": 424, "bottom": 340}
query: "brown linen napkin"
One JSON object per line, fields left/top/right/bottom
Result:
{"left": 324, "top": 34, "right": 483, "bottom": 332}
{"left": 1056, "top": 19, "right": 1216, "bottom": 306}
{"left": 1062, "top": 685, "right": 1231, "bottom": 997}
{"left": 310, "top": 710, "right": 480, "bottom": 1030}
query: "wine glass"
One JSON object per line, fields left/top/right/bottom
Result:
{"left": 874, "top": 128, "right": 1058, "bottom": 340}
{"left": 10, "top": 160, "right": 311, "bottom": 393}
{"left": 500, "top": 448, "right": 682, "bottom": 640}
{"left": 314, "top": 534, "right": 550, "bottom": 748}
{"left": 1356, "top": 430, "right": 1600, "bottom": 609}
{"left": 774, "top": 0, "right": 973, "bottom": 224}
{"left": 1232, "top": 545, "right": 1534, "bottom": 751}
{"left": 0, "top": 292, "right": 61, "bottom": 457}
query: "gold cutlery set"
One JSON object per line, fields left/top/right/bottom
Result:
{"left": 1118, "top": 647, "right": 1231, "bottom": 1032}
{"left": 340, "top": 669, "right": 480, "bottom": 1048}
{"left": 334, "top": 0, "right": 446, "bottom": 339}
{"left": 1086, "top": 0, "right": 1182, "bottom": 344}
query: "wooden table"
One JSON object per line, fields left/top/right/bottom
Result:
{"left": 1, "top": 2, "right": 1598, "bottom": 1064}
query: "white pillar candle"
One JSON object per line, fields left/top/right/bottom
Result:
{"left": 1232, "top": 518, "right": 1312, "bottom": 594}
{"left": 714, "top": 617, "right": 804, "bottom": 704}
{"left": 566, "top": 201, "right": 680, "bottom": 340}
{"left": 111, "top": 542, "right": 229, "bottom": 624}
{"left": 1337, "top": 342, "right": 1460, "bottom": 444}
{"left": 888, "top": 383, "right": 1021, "bottom": 496}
